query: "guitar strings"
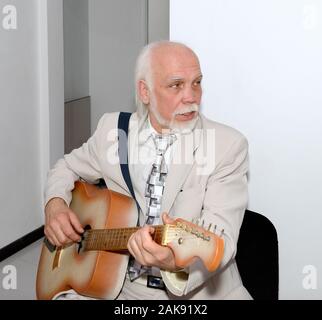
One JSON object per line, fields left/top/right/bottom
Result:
{"left": 83, "top": 228, "right": 212, "bottom": 250}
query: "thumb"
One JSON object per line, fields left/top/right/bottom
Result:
{"left": 162, "top": 212, "right": 175, "bottom": 225}
{"left": 149, "top": 226, "right": 155, "bottom": 234}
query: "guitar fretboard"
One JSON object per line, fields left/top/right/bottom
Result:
{"left": 83, "top": 225, "right": 165, "bottom": 252}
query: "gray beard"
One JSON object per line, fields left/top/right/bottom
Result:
{"left": 149, "top": 102, "right": 199, "bottom": 135}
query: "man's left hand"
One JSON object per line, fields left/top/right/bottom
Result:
{"left": 127, "top": 212, "right": 180, "bottom": 272}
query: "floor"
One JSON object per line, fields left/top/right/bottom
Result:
{"left": 0, "top": 239, "right": 43, "bottom": 300}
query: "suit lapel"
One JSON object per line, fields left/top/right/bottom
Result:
{"left": 127, "top": 112, "right": 148, "bottom": 216}
{"left": 161, "top": 118, "right": 203, "bottom": 214}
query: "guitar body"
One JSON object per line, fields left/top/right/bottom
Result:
{"left": 36, "top": 181, "right": 137, "bottom": 300}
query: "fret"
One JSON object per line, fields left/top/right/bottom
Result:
{"left": 115, "top": 228, "right": 120, "bottom": 249}
{"left": 111, "top": 228, "right": 116, "bottom": 249}
{"left": 90, "top": 231, "right": 96, "bottom": 250}
{"left": 104, "top": 230, "right": 110, "bottom": 250}
{"left": 119, "top": 229, "right": 125, "bottom": 249}
{"left": 114, "top": 229, "right": 118, "bottom": 248}
{"left": 108, "top": 229, "right": 113, "bottom": 249}
{"left": 122, "top": 228, "right": 130, "bottom": 248}
{"left": 96, "top": 232, "right": 101, "bottom": 250}
{"left": 122, "top": 229, "right": 127, "bottom": 246}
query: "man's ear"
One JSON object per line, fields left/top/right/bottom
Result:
{"left": 138, "top": 80, "right": 150, "bottom": 105}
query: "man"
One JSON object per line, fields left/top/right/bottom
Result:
{"left": 44, "top": 41, "right": 252, "bottom": 299}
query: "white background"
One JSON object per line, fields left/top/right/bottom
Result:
{"left": 0, "top": 0, "right": 64, "bottom": 248}
{"left": 171, "top": 0, "right": 322, "bottom": 299}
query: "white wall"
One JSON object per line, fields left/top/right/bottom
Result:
{"left": 171, "top": 0, "right": 322, "bottom": 299}
{"left": 0, "top": 0, "right": 64, "bottom": 248}
{"left": 89, "top": 0, "right": 147, "bottom": 131}
{"left": 47, "top": 0, "right": 65, "bottom": 167}
{"left": 63, "top": 0, "right": 89, "bottom": 101}
{"left": 0, "top": 0, "right": 42, "bottom": 247}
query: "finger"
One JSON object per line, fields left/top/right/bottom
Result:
{"left": 140, "top": 227, "right": 160, "bottom": 255}
{"left": 44, "top": 227, "right": 55, "bottom": 247}
{"left": 50, "top": 233, "right": 62, "bottom": 247}
{"left": 60, "top": 222, "right": 82, "bottom": 242}
{"left": 133, "top": 229, "right": 149, "bottom": 255}
{"left": 138, "top": 226, "right": 157, "bottom": 250}
{"left": 132, "top": 239, "right": 156, "bottom": 267}
{"left": 134, "top": 226, "right": 153, "bottom": 246}
{"left": 51, "top": 221, "right": 74, "bottom": 245}
{"left": 45, "top": 226, "right": 62, "bottom": 247}
{"left": 130, "top": 230, "right": 157, "bottom": 266}
{"left": 141, "top": 225, "right": 155, "bottom": 236}
{"left": 162, "top": 212, "right": 175, "bottom": 224}
{"left": 68, "top": 211, "right": 84, "bottom": 233}
{"left": 128, "top": 234, "right": 146, "bottom": 264}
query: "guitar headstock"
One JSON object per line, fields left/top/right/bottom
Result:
{"left": 162, "top": 218, "right": 224, "bottom": 273}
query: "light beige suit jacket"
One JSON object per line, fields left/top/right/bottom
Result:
{"left": 45, "top": 111, "right": 252, "bottom": 300}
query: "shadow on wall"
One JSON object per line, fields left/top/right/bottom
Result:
{"left": 65, "top": 96, "right": 91, "bottom": 154}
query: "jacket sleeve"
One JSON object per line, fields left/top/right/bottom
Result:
{"left": 161, "top": 135, "right": 249, "bottom": 296}
{"left": 44, "top": 114, "right": 108, "bottom": 207}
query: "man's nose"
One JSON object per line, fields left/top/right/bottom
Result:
{"left": 182, "top": 87, "right": 197, "bottom": 104}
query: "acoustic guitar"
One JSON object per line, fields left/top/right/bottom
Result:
{"left": 36, "top": 181, "right": 224, "bottom": 300}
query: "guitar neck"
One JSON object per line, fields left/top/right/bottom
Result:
{"left": 83, "top": 225, "right": 166, "bottom": 252}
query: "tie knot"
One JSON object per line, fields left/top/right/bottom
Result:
{"left": 153, "top": 134, "right": 177, "bottom": 153}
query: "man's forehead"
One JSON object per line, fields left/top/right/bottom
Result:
{"left": 166, "top": 70, "right": 202, "bottom": 80}
{"left": 152, "top": 49, "right": 202, "bottom": 80}
{"left": 155, "top": 64, "right": 202, "bottom": 80}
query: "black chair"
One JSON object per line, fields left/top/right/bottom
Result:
{"left": 236, "top": 209, "right": 279, "bottom": 300}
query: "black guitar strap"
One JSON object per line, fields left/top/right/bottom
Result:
{"left": 117, "top": 112, "right": 140, "bottom": 222}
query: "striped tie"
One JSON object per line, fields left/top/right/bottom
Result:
{"left": 128, "top": 133, "right": 177, "bottom": 281}
{"left": 145, "top": 133, "right": 177, "bottom": 224}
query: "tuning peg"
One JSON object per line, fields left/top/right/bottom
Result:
{"left": 201, "top": 220, "right": 204, "bottom": 228}
{"left": 207, "top": 223, "right": 212, "bottom": 231}
{"left": 220, "top": 229, "right": 225, "bottom": 237}
{"left": 213, "top": 225, "right": 217, "bottom": 233}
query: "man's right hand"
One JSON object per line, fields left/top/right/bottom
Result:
{"left": 44, "top": 197, "right": 84, "bottom": 247}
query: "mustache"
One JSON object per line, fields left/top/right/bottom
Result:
{"left": 173, "top": 104, "right": 199, "bottom": 116}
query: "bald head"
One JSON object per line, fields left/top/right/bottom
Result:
{"left": 149, "top": 43, "right": 200, "bottom": 84}
{"left": 135, "top": 41, "right": 200, "bottom": 90}
{"left": 149, "top": 42, "right": 200, "bottom": 69}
